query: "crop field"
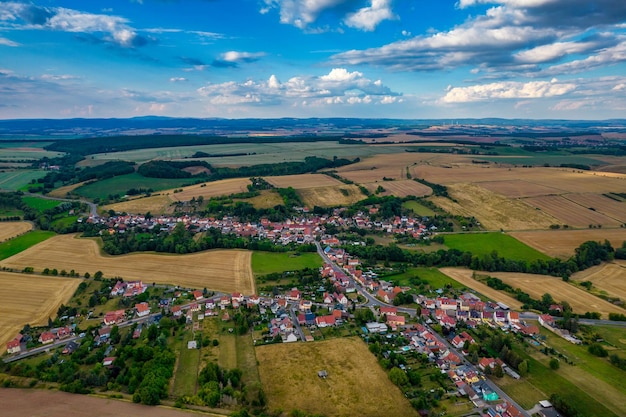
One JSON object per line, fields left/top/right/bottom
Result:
{"left": 438, "top": 268, "right": 523, "bottom": 309}
{"left": 473, "top": 270, "right": 625, "bottom": 317}
{"left": 364, "top": 179, "right": 432, "bottom": 198}
{"left": 442, "top": 232, "right": 551, "bottom": 262}
{"left": 571, "top": 261, "right": 626, "bottom": 301}
{"left": 73, "top": 173, "right": 192, "bottom": 200}
{"left": 299, "top": 184, "right": 365, "bottom": 207}
{"left": 0, "top": 221, "right": 31, "bottom": 242}
{"left": 241, "top": 189, "right": 283, "bottom": 209}
{"left": 46, "top": 181, "right": 90, "bottom": 198}
{"left": 510, "top": 229, "right": 626, "bottom": 258}
{"left": 402, "top": 200, "right": 436, "bottom": 216}
{"left": 0, "top": 234, "right": 256, "bottom": 294}
{"left": 478, "top": 180, "right": 562, "bottom": 198}
{"left": 264, "top": 173, "right": 344, "bottom": 189}
{"left": 523, "top": 195, "right": 621, "bottom": 227}
{"left": 252, "top": 251, "right": 323, "bottom": 276}
{"left": 256, "top": 337, "right": 418, "bottom": 417}
{"left": 430, "top": 183, "right": 558, "bottom": 230}
{"left": 0, "top": 271, "right": 81, "bottom": 347}
{"left": 563, "top": 193, "right": 626, "bottom": 223}
{"left": 0, "top": 230, "right": 56, "bottom": 260}
{"left": 103, "top": 194, "right": 175, "bottom": 215}
{"left": 169, "top": 177, "right": 252, "bottom": 201}
{"left": 22, "top": 196, "right": 62, "bottom": 212}
{"left": 0, "top": 143, "right": 62, "bottom": 161}
{"left": 0, "top": 170, "right": 47, "bottom": 191}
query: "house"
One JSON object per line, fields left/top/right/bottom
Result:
{"left": 478, "top": 357, "right": 496, "bottom": 371}
{"left": 39, "top": 331, "right": 55, "bottom": 344}
{"left": 231, "top": 292, "right": 244, "bottom": 303}
{"left": 507, "top": 311, "right": 520, "bottom": 323}
{"left": 287, "top": 288, "right": 301, "bottom": 302}
{"left": 133, "top": 324, "right": 143, "bottom": 339}
{"left": 172, "top": 305, "right": 182, "bottom": 317}
{"left": 220, "top": 295, "right": 231, "bottom": 307}
{"left": 98, "top": 326, "right": 111, "bottom": 339}
{"left": 110, "top": 281, "right": 125, "bottom": 296}
{"left": 322, "top": 292, "right": 333, "bottom": 304}
{"left": 334, "top": 292, "right": 348, "bottom": 305}
{"left": 104, "top": 309, "right": 126, "bottom": 325}
{"left": 365, "top": 322, "right": 388, "bottom": 334}
{"left": 315, "top": 315, "right": 336, "bottom": 328}
{"left": 380, "top": 306, "right": 397, "bottom": 317}
{"left": 6, "top": 338, "right": 21, "bottom": 354}
{"left": 192, "top": 290, "right": 204, "bottom": 300}
{"left": 57, "top": 326, "right": 71, "bottom": 339}
{"left": 299, "top": 299, "right": 312, "bottom": 311}
{"left": 189, "top": 302, "right": 200, "bottom": 312}
{"left": 62, "top": 341, "right": 78, "bottom": 355}
{"left": 102, "top": 357, "right": 116, "bottom": 367}
{"left": 538, "top": 314, "right": 555, "bottom": 327}
{"left": 387, "top": 314, "right": 406, "bottom": 328}
{"left": 135, "top": 302, "right": 150, "bottom": 317}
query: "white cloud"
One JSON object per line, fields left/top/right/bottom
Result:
{"left": 0, "top": 36, "right": 19, "bottom": 47}
{"left": 514, "top": 40, "right": 601, "bottom": 64}
{"left": 441, "top": 79, "right": 576, "bottom": 103}
{"left": 344, "top": 0, "right": 396, "bottom": 31}
{"left": 220, "top": 51, "right": 265, "bottom": 63}
{"left": 169, "top": 77, "right": 187, "bottom": 82}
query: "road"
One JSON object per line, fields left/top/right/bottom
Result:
{"left": 24, "top": 192, "right": 98, "bottom": 218}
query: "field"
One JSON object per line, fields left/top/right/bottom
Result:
{"left": 442, "top": 232, "right": 551, "bottom": 262}
{"left": 523, "top": 195, "right": 621, "bottom": 227}
{"left": 471, "top": 270, "right": 625, "bottom": 317}
{"left": 169, "top": 177, "right": 252, "bottom": 201}
{"left": 571, "top": 261, "right": 626, "bottom": 301}
{"left": 363, "top": 179, "right": 432, "bottom": 198}
{"left": 0, "top": 230, "right": 56, "bottom": 260}
{"left": 298, "top": 184, "right": 365, "bottom": 207}
{"left": 45, "top": 181, "right": 90, "bottom": 198}
{"left": 251, "top": 251, "right": 323, "bottom": 276}
{"left": 264, "top": 173, "right": 344, "bottom": 189}
{"left": 438, "top": 268, "right": 524, "bottom": 309}
{"left": 402, "top": 200, "right": 436, "bottom": 216}
{"left": 0, "top": 221, "right": 32, "bottom": 242}
{"left": 73, "top": 173, "right": 193, "bottom": 200}
{"left": 0, "top": 389, "right": 212, "bottom": 417}
{"left": 103, "top": 194, "right": 175, "bottom": 215}
{"left": 0, "top": 234, "right": 256, "bottom": 294}
{"left": 430, "top": 183, "right": 559, "bottom": 230}
{"left": 384, "top": 267, "right": 465, "bottom": 290}
{"left": 0, "top": 271, "right": 81, "bottom": 347}
{"left": 241, "top": 189, "right": 284, "bottom": 209}
{"left": 562, "top": 193, "right": 626, "bottom": 223}
{"left": 510, "top": 229, "right": 626, "bottom": 258}
{"left": 478, "top": 179, "right": 562, "bottom": 198}
{"left": 0, "top": 170, "right": 47, "bottom": 191}
{"left": 22, "top": 196, "right": 62, "bottom": 212}
{"left": 256, "top": 337, "right": 418, "bottom": 417}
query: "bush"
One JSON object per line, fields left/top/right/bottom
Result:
{"left": 588, "top": 343, "right": 608, "bottom": 357}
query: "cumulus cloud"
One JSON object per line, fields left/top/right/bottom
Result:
{"left": 0, "top": 2, "right": 151, "bottom": 48}
{"left": 440, "top": 78, "right": 577, "bottom": 103}
{"left": 197, "top": 67, "right": 400, "bottom": 107}
{"left": 344, "top": 0, "right": 396, "bottom": 31}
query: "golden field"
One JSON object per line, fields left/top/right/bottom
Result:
{"left": 169, "top": 177, "right": 251, "bottom": 201}
{"left": 571, "top": 261, "right": 626, "bottom": 302}
{"left": 0, "top": 234, "right": 255, "bottom": 295}
{"left": 510, "top": 229, "right": 626, "bottom": 259}
{"left": 364, "top": 179, "right": 432, "bottom": 198}
{"left": 256, "top": 337, "right": 418, "bottom": 417}
{"left": 523, "top": 195, "right": 621, "bottom": 228}
{"left": 0, "top": 222, "right": 32, "bottom": 242}
{"left": 299, "top": 184, "right": 365, "bottom": 207}
{"left": 0, "top": 272, "right": 81, "bottom": 347}
{"left": 439, "top": 268, "right": 523, "bottom": 309}
{"left": 264, "top": 173, "right": 345, "bottom": 189}
{"left": 103, "top": 194, "right": 175, "bottom": 215}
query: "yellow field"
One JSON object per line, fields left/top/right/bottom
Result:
{"left": 0, "top": 272, "right": 81, "bottom": 347}
{"left": 523, "top": 195, "right": 621, "bottom": 228}
{"left": 472, "top": 270, "right": 625, "bottom": 317}
{"left": 0, "top": 221, "right": 32, "bottom": 242}
{"left": 264, "top": 173, "right": 344, "bottom": 189}
{"left": 430, "top": 183, "right": 558, "bottom": 230}
{"left": 241, "top": 189, "right": 284, "bottom": 209}
{"left": 439, "top": 268, "right": 523, "bottom": 309}
{"left": 256, "top": 337, "right": 418, "bottom": 417}
{"left": 571, "top": 261, "right": 626, "bottom": 301}
{"left": 168, "top": 177, "right": 252, "bottom": 201}
{"left": 479, "top": 180, "right": 561, "bottom": 198}
{"left": 46, "top": 181, "right": 90, "bottom": 198}
{"left": 510, "top": 229, "right": 626, "bottom": 259}
{"left": 103, "top": 194, "right": 175, "bottom": 215}
{"left": 563, "top": 193, "right": 626, "bottom": 223}
{"left": 0, "top": 234, "right": 255, "bottom": 295}
{"left": 299, "top": 184, "right": 365, "bottom": 208}
{"left": 364, "top": 179, "right": 432, "bottom": 198}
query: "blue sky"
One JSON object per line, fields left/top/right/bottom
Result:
{"left": 1, "top": 0, "right": 625, "bottom": 119}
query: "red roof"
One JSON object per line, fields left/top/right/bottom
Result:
{"left": 6, "top": 339, "right": 20, "bottom": 349}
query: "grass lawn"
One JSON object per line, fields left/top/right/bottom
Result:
{"left": 0, "top": 230, "right": 56, "bottom": 261}
{"left": 252, "top": 251, "right": 323, "bottom": 276}
{"left": 442, "top": 232, "right": 551, "bottom": 262}
{"left": 384, "top": 267, "right": 465, "bottom": 290}
{"left": 73, "top": 173, "right": 193, "bottom": 200}
{"left": 402, "top": 200, "right": 436, "bottom": 217}
{"left": 172, "top": 330, "right": 201, "bottom": 397}
{"left": 21, "top": 196, "right": 62, "bottom": 212}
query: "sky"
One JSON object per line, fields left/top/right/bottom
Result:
{"left": 1, "top": 0, "right": 626, "bottom": 120}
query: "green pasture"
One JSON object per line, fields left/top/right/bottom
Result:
{"left": 442, "top": 232, "right": 551, "bottom": 262}
{"left": 172, "top": 330, "right": 201, "bottom": 397}
{"left": 402, "top": 200, "right": 436, "bottom": 217}
{"left": 73, "top": 173, "right": 192, "bottom": 200}
{"left": 0, "top": 170, "right": 47, "bottom": 191}
{"left": 384, "top": 267, "right": 464, "bottom": 290}
{"left": 87, "top": 141, "right": 406, "bottom": 166}
{"left": 252, "top": 251, "right": 323, "bottom": 276}
{"left": 22, "top": 196, "right": 62, "bottom": 212}
{"left": 0, "top": 230, "right": 56, "bottom": 260}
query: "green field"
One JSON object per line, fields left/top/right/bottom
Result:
{"left": 87, "top": 141, "right": 406, "bottom": 166}
{"left": 172, "top": 330, "right": 201, "bottom": 397}
{"left": 22, "top": 196, "right": 62, "bottom": 212}
{"left": 443, "top": 232, "right": 551, "bottom": 262}
{"left": 252, "top": 251, "right": 323, "bottom": 276}
{"left": 402, "top": 200, "right": 436, "bottom": 217}
{"left": 384, "top": 266, "right": 464, "bottom": 290}
{"left": 0, "top": 170, "right": 48, "bottom": 191}
{"left": 73, "top": 173, "right": 193, "bottom": 200}
{"left": 0, "top": 230, "right": 56, "bottom": 260}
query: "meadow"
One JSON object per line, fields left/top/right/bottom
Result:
{"left": 0, "top": 230, "right": 56, "bottom": 260}
{"left": 383, "top": 266, "right": 465, "bottom": 290}
{"left": 22, "top": 196, "right": 62, "bottom": 212}
{"left": 256, "top": 337, "right": 418, "bottom": 417}
{"left": 0, "top": 234, "right": 256, "bottom": 294}
{"left": 402, "top": 200, "right": 437, "bottom": 216}
{"left": 252, "top": 251, "right": 323, "bottom": 276}
{"left": 73, "top": 173, "right": 193, "bottom": 200}
{"left": 442, "top": 232, "right": 551, "bottom": 262}
{"left": 0, "top": 170, "right": 47, "bottom": 191}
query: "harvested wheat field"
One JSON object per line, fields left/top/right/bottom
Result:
{"left": 510, "top": 229, "right": 626, "bottom": 259}
{"left": 478, "top": 180, "right": 562, "bottom": 198}
{"left": 0, "top": 221, "right": 32, "bottom": 242}
{"left": 431, "top": 183, "right": 558, "bottom": 230}
{"left": 571, "top": 261, "right": 626, "bottom": 301}
{"left": 103, "top": 194, "right": 175, "bottom": 215}
{"left": 256, "top": 337, "right": 418, "bottom": 417}
{"left": 523, "top": 195, "right": 621, "bottom": 228}
{"left": 0, "top": 234, "right": 255, "bottom": 295}
{"left": 439, "top": 268, "right": 523, "bottom": 309}
{"left": 0, "top": 272, "right": 81, "bottom": 347}
{"left": 563, "top": 193, "right": 626, "bottom": 223}
{"left": 169, "top": 177, "right": 251, "bottom": 201}
{"left": 264, "top": 173, "right": 343, "bottom": 189}
{"left": 241, "top": 189, "right": 283, "bottom": 209}
{"left": 0, "top": 389, "right": 209, "bottom": 417}
{"left": 474, "top": 270, "right": 625, "bottom": 318}
{"left": 299, "top": 184, "right": 365, "bottom": 207}
{"left": 364, "top": 179, "right": 432, "bottom": 197}
{"left": 46, "top": 181, "right": 90, "bottom": 198}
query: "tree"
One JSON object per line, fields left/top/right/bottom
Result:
{"left": 518, "top": 360, "right": 529, "bottom": 377}
{"left": 549, "top": 358, "right": 560, "bottom": 370}
{"left": 94, "top": 271, "right": 103, "bottom": 280}
{"left": 389, "top": 367, "right": 409, "bottom": 387}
